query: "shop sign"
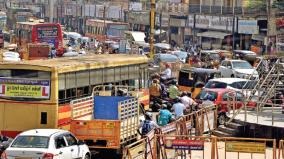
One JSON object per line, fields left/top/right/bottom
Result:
{"left": 0, "top": 78, "right": 50, "bottom": 99}
{"left": 161, "top": 13, "right": 169, "bottom": 27}
{"left": 225, "top": 142, "right": 266, "bottom": 153}
{"left": 128, "top": 12, "right": 150, "bottom": 25}
{"left": 170, "top": 18, "right": 186, "bottom": 27}
{"left": 187, "top": 15, "right": 194, "bottom": 27}
{"left": 190, "top": 15, "right": 234, "bottom": 31}
{"left": 238, "top": 20, "right": 259, "bottom": 34}
{"left": 276, "top": 17, "right": 284, "bottom": 28}
{"left": 165, "top": 139, "right": 204, "bottom": 150}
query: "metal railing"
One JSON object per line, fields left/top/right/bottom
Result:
{"left": 228, "top": 58, "right": 284, "bottom": 124}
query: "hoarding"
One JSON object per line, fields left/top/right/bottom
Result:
{"left": 238, "top": 20, "right": 259, "bottom": 34}
{"left": 0, "top": 78, "right": 50, "bottom": 99}
{"left": 225, "top": 142, "right": 266, "bottom": 153}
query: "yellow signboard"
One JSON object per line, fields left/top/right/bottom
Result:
{"left": 225, "top": 142, "right": 266, "bottom": 154}
{"left": 5, "top": 84, "right": 42, "bottom": 97}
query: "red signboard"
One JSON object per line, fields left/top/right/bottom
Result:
{"left": 165, "top": 139, "right": 204, "bottom": 150}
{"left": 276, "top": 18, "right": 284, "bottom": 28}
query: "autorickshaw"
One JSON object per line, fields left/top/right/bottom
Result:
{"left": 178, "top": 66, "right": 221, "bottom": 98}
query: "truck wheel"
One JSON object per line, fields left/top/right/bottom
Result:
{"left": 218, "top": 114, "right": 226, "bottom": 125}
{"left": 84, "top": 154, "right": 90, "bottom": 159}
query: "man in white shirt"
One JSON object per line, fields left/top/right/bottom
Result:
{"left": 180, "top": 92, "right": 197, "bottom": 111}
{"left": 160, "top": 63, "right": 172, "bottom": 80}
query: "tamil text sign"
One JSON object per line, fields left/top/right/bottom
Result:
{"left": 225, "top": 142, "right": 266, "bottom": 153}
{"left": 0, "top": 78, "right": 50, "bottom": 99}
{"left": 165, "top": 139, "right": 204, "bottom": 150}
{"left": 238, "top": 20, "right": 259, "bottom": 34}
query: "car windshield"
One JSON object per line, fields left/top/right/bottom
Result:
{"left": 11, "top": 136, "right": 49, "bottom": 148}
{"left": 205, "top": 81, "right": 227, "bottom": 89}
{"left": 196, "top": 90, "right": 218, "bottom": 100}
{"left": 232, "top": 61, "right": 253, "bottom": 69}
{"left": 229, "top": 81, "right": 257, "bottom": 89}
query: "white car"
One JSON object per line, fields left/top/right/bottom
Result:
{"left": 3, "top": 129, "right": 91, "bottom": 159}
{"left": 204, "top": 78, "right": 256, "bottom": 91}
{"left": 219, "top": 60, "right": 259, "bottom": 79}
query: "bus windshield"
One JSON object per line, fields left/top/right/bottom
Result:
{"left": 0, "top": 69, "right": 51, "bottom": 101}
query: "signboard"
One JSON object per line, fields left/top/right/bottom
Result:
{"left": 0, "top": 78, "right": 50, "bottom": 99}
{"left": 128, "top": 12, "right": 150, "bottom": 25}
{"left": 119, "top": 39, "right": 127, "bottom": 53}
{"left": 225, "top": 142, "right": 266, "bottom": 153}
{"left": 161, "top": 122, "right": 176, "bottom": 134}
{"left": 188, "top": 15, "right": 235, "bottom": 31}
{"left": 238, "top": 20, "right": 259, "bottom": 34}
{"left": 37, "top": 26, "right": 58, "bottom": 39}
{"left": 165, "top": 139, "right": 204, "bottom": 150}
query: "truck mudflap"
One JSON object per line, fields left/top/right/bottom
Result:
{"left": 70, "top": 120, "right": 121, "bottom": 149}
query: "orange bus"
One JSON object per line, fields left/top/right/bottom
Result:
{"left": 0, "top": 54, "right": 149, "bottom": 138}
{"left": 85, "top": 19, "right": 129, "bottom": 42}
{"left": 15, "top": 20, "right": 64, "bottom": 55}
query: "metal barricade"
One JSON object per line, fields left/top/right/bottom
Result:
{"left": 154, "top": 135, "right": 276, "bottom": 159}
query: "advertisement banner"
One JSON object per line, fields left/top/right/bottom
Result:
{"left": 225, "top": 142, "right": 266, "bottom": 153}
{"left": 165, "top": 139, "right": 204, "bottom": 150}
{"left": 0, "top": 78, "right": 50, "bottom": 99}
{"left": 238, "top": 20, "right": 259, "bottom": 34}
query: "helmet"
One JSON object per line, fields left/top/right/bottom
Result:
{"left": 206, "top": 94, "right": 214, "bottom": 101}
{"left": 145, "top": 112, "right": 153, "bottom": 118}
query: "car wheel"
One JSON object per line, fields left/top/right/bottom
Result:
{"left": 84, "top": 154, "right": 91, "bottom": 159}
{"left": 218, "top": 114, "right": 226, "bottom": 125}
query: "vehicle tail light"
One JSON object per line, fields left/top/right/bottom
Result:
{"left": 43, "top": 153, "right": 54, "bottom": 159}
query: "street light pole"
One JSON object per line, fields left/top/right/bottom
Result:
{"left": 150, "top": 0, "right": 155, "bottom": 59}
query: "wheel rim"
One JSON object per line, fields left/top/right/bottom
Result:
{"left": 219, "top": 115, "right": 225, "bottom": 125}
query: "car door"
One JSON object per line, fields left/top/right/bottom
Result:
{"left": 54, "top": 135, "right": 71, "bottom": 159}
{"left": 64, "top": 133, "right": 81, "bottom": 159}
{"left": 219, "top": 61, "right": 228, "bottom": 77}
{"left": 226, "top": 61, "right": 234, "bottom": 77}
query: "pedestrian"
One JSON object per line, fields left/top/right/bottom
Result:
{"left": 158, "top": 104, "right": 174, "bottom": 126}
{"left": 172, "top": 98, "right": 186, "bottom": 119}
{"left": 0, "top": 131, "right": 8, "bottom": 143}
{"left": 139, "top": 112, "right": 159, "bottom": 136}
{"left": 49, "top": 47, "right": 57, "bottom": 58}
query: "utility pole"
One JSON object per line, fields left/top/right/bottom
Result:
{"left": 150, "top": 0, "right": 155, "bottom": 59}
{"left": 49, "top": 0, "right": 54, "bottom": 22}
{"left": 232, "top": 0, "right": 236, "bottom": 50}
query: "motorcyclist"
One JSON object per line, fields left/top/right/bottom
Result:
{"left": 158, "top": 104, "right": 174, "bottom": 126}
{"left": 160, "top": 63, "right": 172, "bottom": 81}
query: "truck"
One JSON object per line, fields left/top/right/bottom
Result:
{"left": 70, "top": 85, "right": 140, "bottom": 153}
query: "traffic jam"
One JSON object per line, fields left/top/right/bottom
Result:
{"left": 0, "top": 0, "right": 284, "bottom": 159}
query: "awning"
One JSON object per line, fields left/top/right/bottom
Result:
{"left": 252, "top": 34, "right": 265, "bottom": 41}
{"left": 197, "top": 31, "right": 231, "bottom": 39}
{"left": 131, "top": 32, "right": 145, "bottom": 42}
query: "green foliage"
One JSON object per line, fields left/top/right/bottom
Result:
{"left": 243, "top": 0, "right": 266, "bottom": 9}
{"left": 272, "top": 1, "right": 284, "bottom": 9}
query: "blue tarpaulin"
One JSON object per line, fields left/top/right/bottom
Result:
{"left": 94, "top": 96, "right": 132, "bottom": 120}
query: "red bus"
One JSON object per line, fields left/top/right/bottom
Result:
{"left": 15, "top": 20, "right": 64, "bottom": 55}
{"left": 85, "top": 19, "right": 129, "bottom": 42}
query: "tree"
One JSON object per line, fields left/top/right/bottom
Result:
{"left": 272, "top": 0, "right": 284, "bottom": 10}
{"left": 243, "top": 0, "right": 266, "bottom": 9}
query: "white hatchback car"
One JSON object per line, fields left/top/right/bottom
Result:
{"left": 219, "top": 59, "right": 259, "bottom": 79}
{"left": 3, "top": 129, "right": 91, "bottom": 159}
{"left": 204, "top": 78, "right": 256, "bottom": 91}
